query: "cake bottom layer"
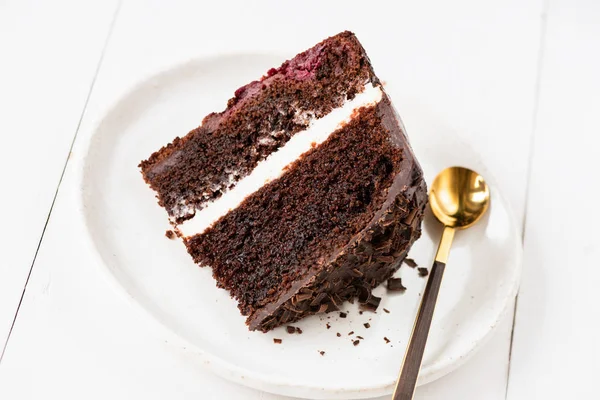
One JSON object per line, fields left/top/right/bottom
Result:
{"left": 185, "top": 96, "right": 427, "bottom": 331}
{"left": 252, "top": 184, "right": 426, "bottom": 331}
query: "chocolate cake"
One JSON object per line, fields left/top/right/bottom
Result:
{"left": 139, "top": 31, "right": 427, "bottom": 332}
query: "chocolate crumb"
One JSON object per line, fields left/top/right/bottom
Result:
{"left": 418, "top": 267, "right": 429, "bottom": 277}
{"left": 353, "top": 340, "right": 360, "bottom": 346}
{"left": 404, "top": 258, "right": 418, "bottom": 268}
{"left": 165, "top": 230, "right": 176, "bottom": 239}
{"left": 326, "top": 322, "right": 331, "bottom": 329}
{"left": 319, "top": 350, "right": 325, "bottom": 356}
{"left": 296, "top": 327, "right": 303, "bottom": 334}
{"left": 387, "top": 277, "right": 407, "bottom": 292}
{"left": 288, "top": 326, "right": 297, "bottom": 334}
{"left": 273, "top": 338, "right": 282, "bottom": 344}
{"left": 336, "top": 332, "right": 341, "bottom": 337}
{"left": 339, "top": 312, "right": 347, "bottom": 318}
{"left": 384, "top": 337, "right": 391, "bottom": 344}
{"left": 383, "top": 308, "right": 390, "bottom": 314}
{"left": 348, "top": 331, "right": 354, "bottom": 336}
{"left": 359, "top": 311, "right": 363, "bottom": 315}
{"left": 364, "top": 323, "right": 371, "bottom": 329}
{"left": 357, "top": 335, "right": 364, "bottom": 340}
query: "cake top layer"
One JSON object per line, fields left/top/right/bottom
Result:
{"left": 139, "top": 31, "right": 379, "bottom": 223}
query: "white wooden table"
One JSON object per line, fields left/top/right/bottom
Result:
{"left": 1, "top": 1, "right": 598, "bottom": 399}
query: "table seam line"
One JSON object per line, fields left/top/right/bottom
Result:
{"left": 0, "top": 0, "right": 123, "bottom": 364}
{"left": 504, "top": 0, "right": 550, "bottom": 398}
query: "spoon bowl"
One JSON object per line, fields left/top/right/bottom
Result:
{"left": 429, "top": 166, "right": 490, "bottom": 229}
{"left": 393, "top": 166, "right": 491, "bottom": 400}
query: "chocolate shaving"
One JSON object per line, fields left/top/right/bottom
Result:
{"left": 299, "top": 287, "right": 314, "bottom": 295}
{"left": 317, "top": 303, "right": 328, "bottom": 313}
{"left": 357, "top": 285, "right": 371, "bottom": 304}
{"left": 326, "top": 322, "right": 331, "bottom": 329}
{"left": 360, "top": 295, "right": 381, "bottom": 312}
{"left": 348, "top": 331, "right": 354, "bottom": 336}
{"left": 165, "top": 230, "right": 176, "bottom": 239}
{"left": 294, "top": 292, "right": 313, "bottom": 303}
{"left": 339, "top": 312, "right": 347, "bottom": 318}
{"left": 332, "top": 293, "right": 343, "bottom": 307}
{"left": 350, "top": 268, "right": 364, "bottom": 277}
{"left": 261, "top": 316, "right": 276, "bottom": 327}
{"left": 296, "top": 327, "right": 303, "bottom": 334}
{"left": 283, "top": 302, "right": 301, "bottom": 313}
{"left": 338, "top": 286, "right": 355, "bottom": 298}
{"left": 375, "top": 240, "right": 392, "bottom": 251}
{"left": 418, "top": 267, "right": 429, "bottom": 277}
{"left": 280, "top": 310, "right": 292, "bottom": 323}
{"left": 273, "top": 338, "right": 282, "bottom": 344}
{"left": 353, "top": 340, "right": 360, "bottom": 346}
{"left": 286, "top": 326, "right": 296, "bottom": 334}
{"left": 404, "top": 208, "right": 418, "bottom": 225}
{"left": 336, "top": 332, "right": 341, "bottom": 337}
{"left": 376, "top": 255, "right": 395, "bottom": 263}
{"left": 310, "top": 292, "right": 327, "bottom": 307}
{"left": 356, "top": 335, "right": 364, "bottom": 340}
{"left": 362, "top": 241, "right": 374, "bottom": 254}
{"left": 404, "top": 258, "right": 418, "bottom": 268}
{"left": 384, "top": 337, "right": 390, "bottom": 344}
{"left": 319, "top": 351, "right": 325, "bottom": 356}
{"left": 387, "top": 278, "right": 406, "bottom": 292}
{"left": 364, "top": 323, "right": 371, "bottom": 329}
{"left": 383, "top": 308, "right": 390, "bottom": 314}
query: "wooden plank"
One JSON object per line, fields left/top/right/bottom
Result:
{"left": 0, "top": 0, "right": 542, "bottom": 398}
{"left": 416, "top": 312, "right": 515, "bottom": 399}
{"left": 507, "top": 0, "right": 600, "bottom": 398}
{"left": 0, "top": 0, "right": 120, "bottom": 348}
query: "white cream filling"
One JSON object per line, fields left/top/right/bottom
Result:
{"left": 178, "top": 83, "right": 383, "bottom": 237}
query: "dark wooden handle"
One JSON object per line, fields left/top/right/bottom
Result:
{"left": 393, "top": 260, "right": 446, "bottom": 400}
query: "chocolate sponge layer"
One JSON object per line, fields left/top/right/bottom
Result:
{"left": 185, "top": 96, "right": 427, "bottom": 331}
{"left": 139, "top": 31, "right": 378, "bottom": 223}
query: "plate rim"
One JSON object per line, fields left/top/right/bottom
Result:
{"left": 73, "top": 54, "right": 523, "bottom": 399}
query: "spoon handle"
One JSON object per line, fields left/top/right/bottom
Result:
{"left": 392, "top": 226, "right": 455, "bottom": 400}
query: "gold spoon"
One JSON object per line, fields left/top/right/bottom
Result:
{"left": 392, "top": 166, "right": 491, "bottom": 400}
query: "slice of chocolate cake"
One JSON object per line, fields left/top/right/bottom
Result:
{"left": 140, "top": 31, "right": 427, "bottom": 332}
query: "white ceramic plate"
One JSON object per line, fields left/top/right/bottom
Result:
{"left": 78, "top": 54, "right": 522, "bottom": 399}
